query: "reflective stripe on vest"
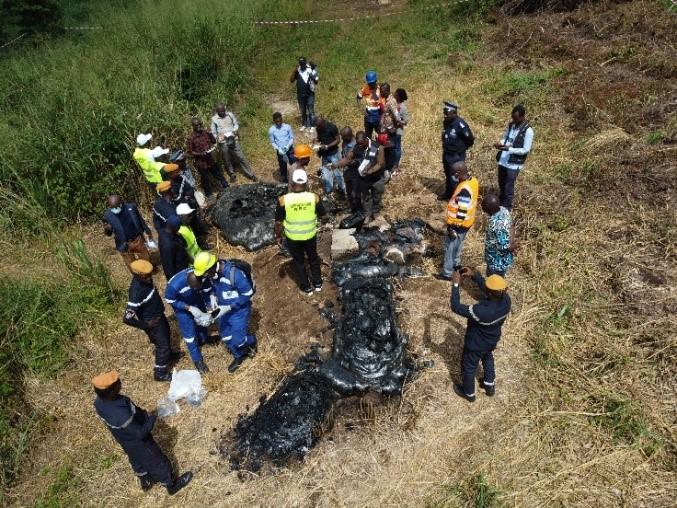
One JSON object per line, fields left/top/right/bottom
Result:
{"left": 446, "top": 177, "right": 479, "bottom": 229}
{"left": 178, "top": 225, "right": 200, "bottom": 259}
{"left": 283, "top": 192, "right": 317, "bottom": 241}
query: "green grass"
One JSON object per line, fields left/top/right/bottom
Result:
{"left": 429, "top": 472, "right": 504, "bottom": 508}
{"left": 33, "top": 465, "right": 79, "bottom": 508}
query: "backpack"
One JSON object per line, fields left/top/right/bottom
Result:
{"left": 225, "top": 259, "right": 256, "bottom": 295}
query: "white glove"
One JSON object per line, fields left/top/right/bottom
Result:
{"left": 214, "top": 305, "right": 232, "bottom": 321}
{"left": 146, "top": 240, "right": 158, "bottom": 250}
{"left": 188, "top": 306, "right": 211, "bottom": 326}
{"left": 208, "top": 293, "right": 218, "bottom": 310}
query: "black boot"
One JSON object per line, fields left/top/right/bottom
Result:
{"left": 154, "top": 371, "right": 172, "bottom": 382}
{"left": 166, "top": 471, "right": 193, "bottom": 496}
{"left": 453, "top": 384, "right": 476, "bottom": 403}
{"left": 227, "top": 357, "right": 244, "bottom": 373}
{"left": 139, "top": 475, "right": 154, "bottom": 491}
{"left": 170, "top": 350, "right": 185, "bottom": 361}
{"left": 246, "top": 343, "right": 257, "bottom": 358}
{"left": 195, "top": 360, "right": 209, "bottom": 374}
{"left": 480, "top": 379, "right": 496, "bottom": 396}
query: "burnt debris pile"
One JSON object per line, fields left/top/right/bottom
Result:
{"left": 212, "top": 183, "right": 286, "bottom": 251}
{"left": 332, "top": 219, "right": 429, "bottom": 286}
{"left": 220, "top": 219, "right": 429, "bottom": 471}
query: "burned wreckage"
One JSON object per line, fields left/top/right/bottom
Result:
{"left": 216, "top": 185, "right": 430, "bottom": 471}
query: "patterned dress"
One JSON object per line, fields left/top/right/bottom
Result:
{"left": 485, "top": 207, "right": 514, "bottom": 273}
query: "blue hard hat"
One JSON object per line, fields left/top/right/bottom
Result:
{"left": 365, "top": 70, "right": 377, "bottom": 84}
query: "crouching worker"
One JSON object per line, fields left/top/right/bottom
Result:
{"left": 123, "top": 260, "right": 184, "bottom": 381}
{"left": 450, "top": 269, "right": 511, "bottom": 402}
{"left": 92, "top": 371, "right": 192, "bottom": 494}
{"left": 164, "top": 267, "right": 214, "bottom": 374}
{"left": 193, "top": 252, "right": 256, "bottom": 373}
{"left": 274, "top": 169, "right": 328, "bottom": 295}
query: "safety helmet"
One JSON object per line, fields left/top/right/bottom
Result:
{"left": 193, "top": 252, "right": 217, "bottom": 276}
{"left": 365, "top": 70, "right": 378, "bottom": 84}
{"left": 294, "top": 144, "right": 313, "bottom": 159}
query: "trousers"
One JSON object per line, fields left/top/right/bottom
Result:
{"left": 461, "top": 348, "right": 495, "bottom": 397}
{"left": 276, "top": 147, "right": 297, "bottom": 183}
{"left": 442, "top": 231, "right": 467, "bottom": 276}
{"left": 361, "top": 176, "right": 386, "bottom": 217}
{"left": 175, "top": 309, "right": 208, "bottom": 364}
{"left": 219, "top": 305, "right": 256, "bottom": 360}
{"left": 144, "top": 315, "right": 172, "bottom": 375}
{"left": 298, "top": 94, "right": 315, "bottom": 128}
{"left": 120, "top": 437, "right": 173, "bottom": 485}
{"left": 220, "top": 139, "right": 255, "bottom": 180}
{"left": 392, "top": 133, "right": 402, "bottom": 168}
{"left": 120, "top": 235, "right": 151, "bottom": 270}
{"left": 441, "top": 153, "right": 463, "bottom": 199}
{"left": 497, "top": 165, "right": 519, "bottom": 211}
{"left": 197, "top": 159, "right": 228, "bottom": 197}
{"left": 364, "top": 117, "right": 380, "bottom": 138}
{"left": 286, "top": 235, "right": 322, "bottom": 290}
{"left": 344, "top": 167, "right": 363, "bottom": 213}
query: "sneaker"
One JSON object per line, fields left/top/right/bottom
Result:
{"left": 139, "top": 475, "right": 154, "bottom": 491}
{"left": 480, "top": 379, "right": 496, "bottom": 396}
{"left": 300, "top": 286, "right": 314, "bottom": 296}
{"left": 314, "top": 281, "right": 323, "bottom": 292}
{"left": 167, "top": 471, "right": 192, "bottom": 496}
{"left": 228, "top": 357, "right": 244, "bottom": 373}
{"left": 153, "top": 371, "right": 172, "bottom": 382}
{"left": 453, "top": 384, "right": 476, "bottom": 403}
{"left": 195, "top": 361, "right": 209, "bottom": 374}
{"left": 435, "top": 273, "right": 452, "bottom": 281}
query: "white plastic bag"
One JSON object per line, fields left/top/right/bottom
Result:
{"left": 157, "top": 396, "right": 180, "bottom": 418}
{"left": 167, "top": 369, "right": 203, "bottom": 402}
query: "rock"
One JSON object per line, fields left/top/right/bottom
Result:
{"left": 331, "top": 228, "right": 359, "bottom": 260}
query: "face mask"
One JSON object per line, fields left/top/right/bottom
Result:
{"left": 110, "top": 206, "right": 122, "bottom": 214}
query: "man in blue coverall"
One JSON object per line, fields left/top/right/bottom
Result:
{"left": 193, "top": 252, "right": 256, "bottom": 373}
{"left": 164, "top": 267, "right": 215, "bottom": 374}
{"left": 450, "top": 268, "right": 511, "bottom": 402}
{"left": 92, "top": 371, "right": 192, "bottom": 494}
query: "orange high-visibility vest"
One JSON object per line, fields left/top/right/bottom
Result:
{"left": 446, "top": 177, "right": 479, "bottom": 229}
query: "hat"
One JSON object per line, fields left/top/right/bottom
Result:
{"left": 130, "top": 259, "right": 153, "bottom": 275}
{"left": 167, "top": 214, "right": 182, "bottom": 230}
{"left": 443, "top": 101, "right": 458, "bottom": 113}
{"left": 485, "top": 274, "right": 508, "bottom": 291}
{"left": 163, "top": 163, "right": 180, "bottom": 174}
{"left": 151, "top": 146, "right": 169, "bottom": 159}
{"left": 176, "top": 203, "right": 195, "bottom": 216}
{"left": 291, "top": 169, "right": 308, "bottom": 184}
{"left": 156, "top": 181, "right": 172, "bottom": 193}
{"left": 136, "top": 133, "right": 152, "bottom": 146}
{"left": 365, "top": 70, "right": 378, "bottom": 84}
{"left": 193, "top": 252, "right": 217, "bottom": 277}
{"left": 92, "top": 370, "right": 119, "bottom": 390}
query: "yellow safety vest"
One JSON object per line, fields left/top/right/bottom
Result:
{"left": 178, "top": 225, "right": 201, "bottom": 259}
{"left": 133, "top": 147, "right": 165, "bottom": 184}
{"left": 446, "top": 177, "right": 479, "bottom": 229}
{"left": 282, "top": 191, "right": 318, "bottom": 241}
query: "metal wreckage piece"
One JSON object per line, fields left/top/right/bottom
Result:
{"left": 220, "top": 219, "right": 430, "bottom": 471}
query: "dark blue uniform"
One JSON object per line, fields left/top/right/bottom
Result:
{"left": 450, "top": 274, "right": 511, "bottom": 397}
{"left": 157, "top": 227, "right": 190, "bottom": 281}
{"left": 94, "top": 395, "right": 173, "bottom": 485}
{"left": 441, "top": 117, "right": 474, "bottom": 199}
{"left": 152, "top": 196, "right": 177, "bottom": 233}
{"left": 123, "top": 277, "right": 171, "bottom": 377}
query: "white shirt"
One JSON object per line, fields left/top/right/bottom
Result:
{"left": 498, "top": 123, "right": 534, "bottom": 170}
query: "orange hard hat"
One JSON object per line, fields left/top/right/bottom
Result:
{"left": 294, "top": 144, "right": 313, "bottom": 159}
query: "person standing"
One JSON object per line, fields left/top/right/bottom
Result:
{"left": 268, "top": 112, "right": 296, "bottom": 183}
{"left": 359, "top": 132, "right": 388, "bottom": 224}
{"left": 193, "top": 252, "right": 257, "bottom": 373}
{"left": 481, "top": 193, "right": 517, "bottom": 277}
{"left": 392, "top": 88, "right": 410, "bottom": 171}
{"left": 290, "top": 57, "right": 318, "bottom": 132}
{"left": 438, "top": 102, "right": 474, "bottom": 201}
{"left": 186, "top": 117, "right": 229, "bottom": 198}
{"left": 314, "top": 116, "right": 345, "bottom": 198}
{"left": 92, "top": 371, "right": 192, "bottom": 494}
{"left": 211, "top": 103, "right": 257, "bottom": 182}
{"left": 494, "top": 104, "right": 534, "bottom": 210}
{"left": 334, "top": 130, "right": 367, "bottom": 214}
{"left": 175, "top": 203, "right": 206, "bottom": 258}
{"left": 274, "top": 169, "right": 327, "bottom": 295}
{"left": 379, "top": 83, "right": 400, "bottom": 137}
{"left": 123, "top": 260, "right": 183, "bottom": 382}
{"left": 357, "top": 70, "right": 383, "bottom": 138}
{"left": 157, "top": 215, "right": 190, "bottom": 281}
{"left": 152, "top": 181, "right": 177, "bottom": 233}
{"left": 165, "top": 267, "right": 214, "bottom": 374}
{"left": 103, "top": 195, "right": 153, "bottom": 270}
{"left": 450, "top": 269, "right": 511, "bottom": 402}
{"left": 437, "top": 162, "right": 479, "bottom": 281}
{"left": 133, "top": 133, "right": 177, "bottom": 186}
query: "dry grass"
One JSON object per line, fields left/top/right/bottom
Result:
{"left": 4, "top": 1, "right": 676, "bottom": 506}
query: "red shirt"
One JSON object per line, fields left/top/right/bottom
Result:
{"left": 186, "top": 130, "right": 216, "bottom": 169}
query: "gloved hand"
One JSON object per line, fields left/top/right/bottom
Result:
{"left": 213, "top": 305, "right": 232, "bottom": 321}
{"left": 208, "top": 293, "right": 218, "bottom": 310}
{"left": 188, "top": 306, "right": 211, "bottom": 327}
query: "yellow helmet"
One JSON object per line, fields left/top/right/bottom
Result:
{"left": 294, "top": 144, "right": 313, "bottom": 159}
{"left": 193, "top": 251, "right": 217, "bottom": 276}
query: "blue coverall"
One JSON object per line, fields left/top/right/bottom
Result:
{"left": 210, "top": 261, "right": 256, "bottom": 360}
{"left": 94, "top": 395, "right": 173, "bottom": 485}
{"left": 164, "top": 268, "right": 214, "bottom": 365}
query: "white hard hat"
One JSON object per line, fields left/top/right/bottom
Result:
{"left": 136, "top": 133, "right": 152, "bottom": 146}
{"left": 176, "top": 203, "right": 195, "bottom": 216}
{"left": 292, "top": 169, "right": 308, "bottom": 184}
{"left": 151, "top": 146, "right": 169, "bottom": 159}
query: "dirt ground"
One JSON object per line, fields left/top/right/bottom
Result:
{"left": 6, "top": 1, "right": 676, "bottom": 506}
